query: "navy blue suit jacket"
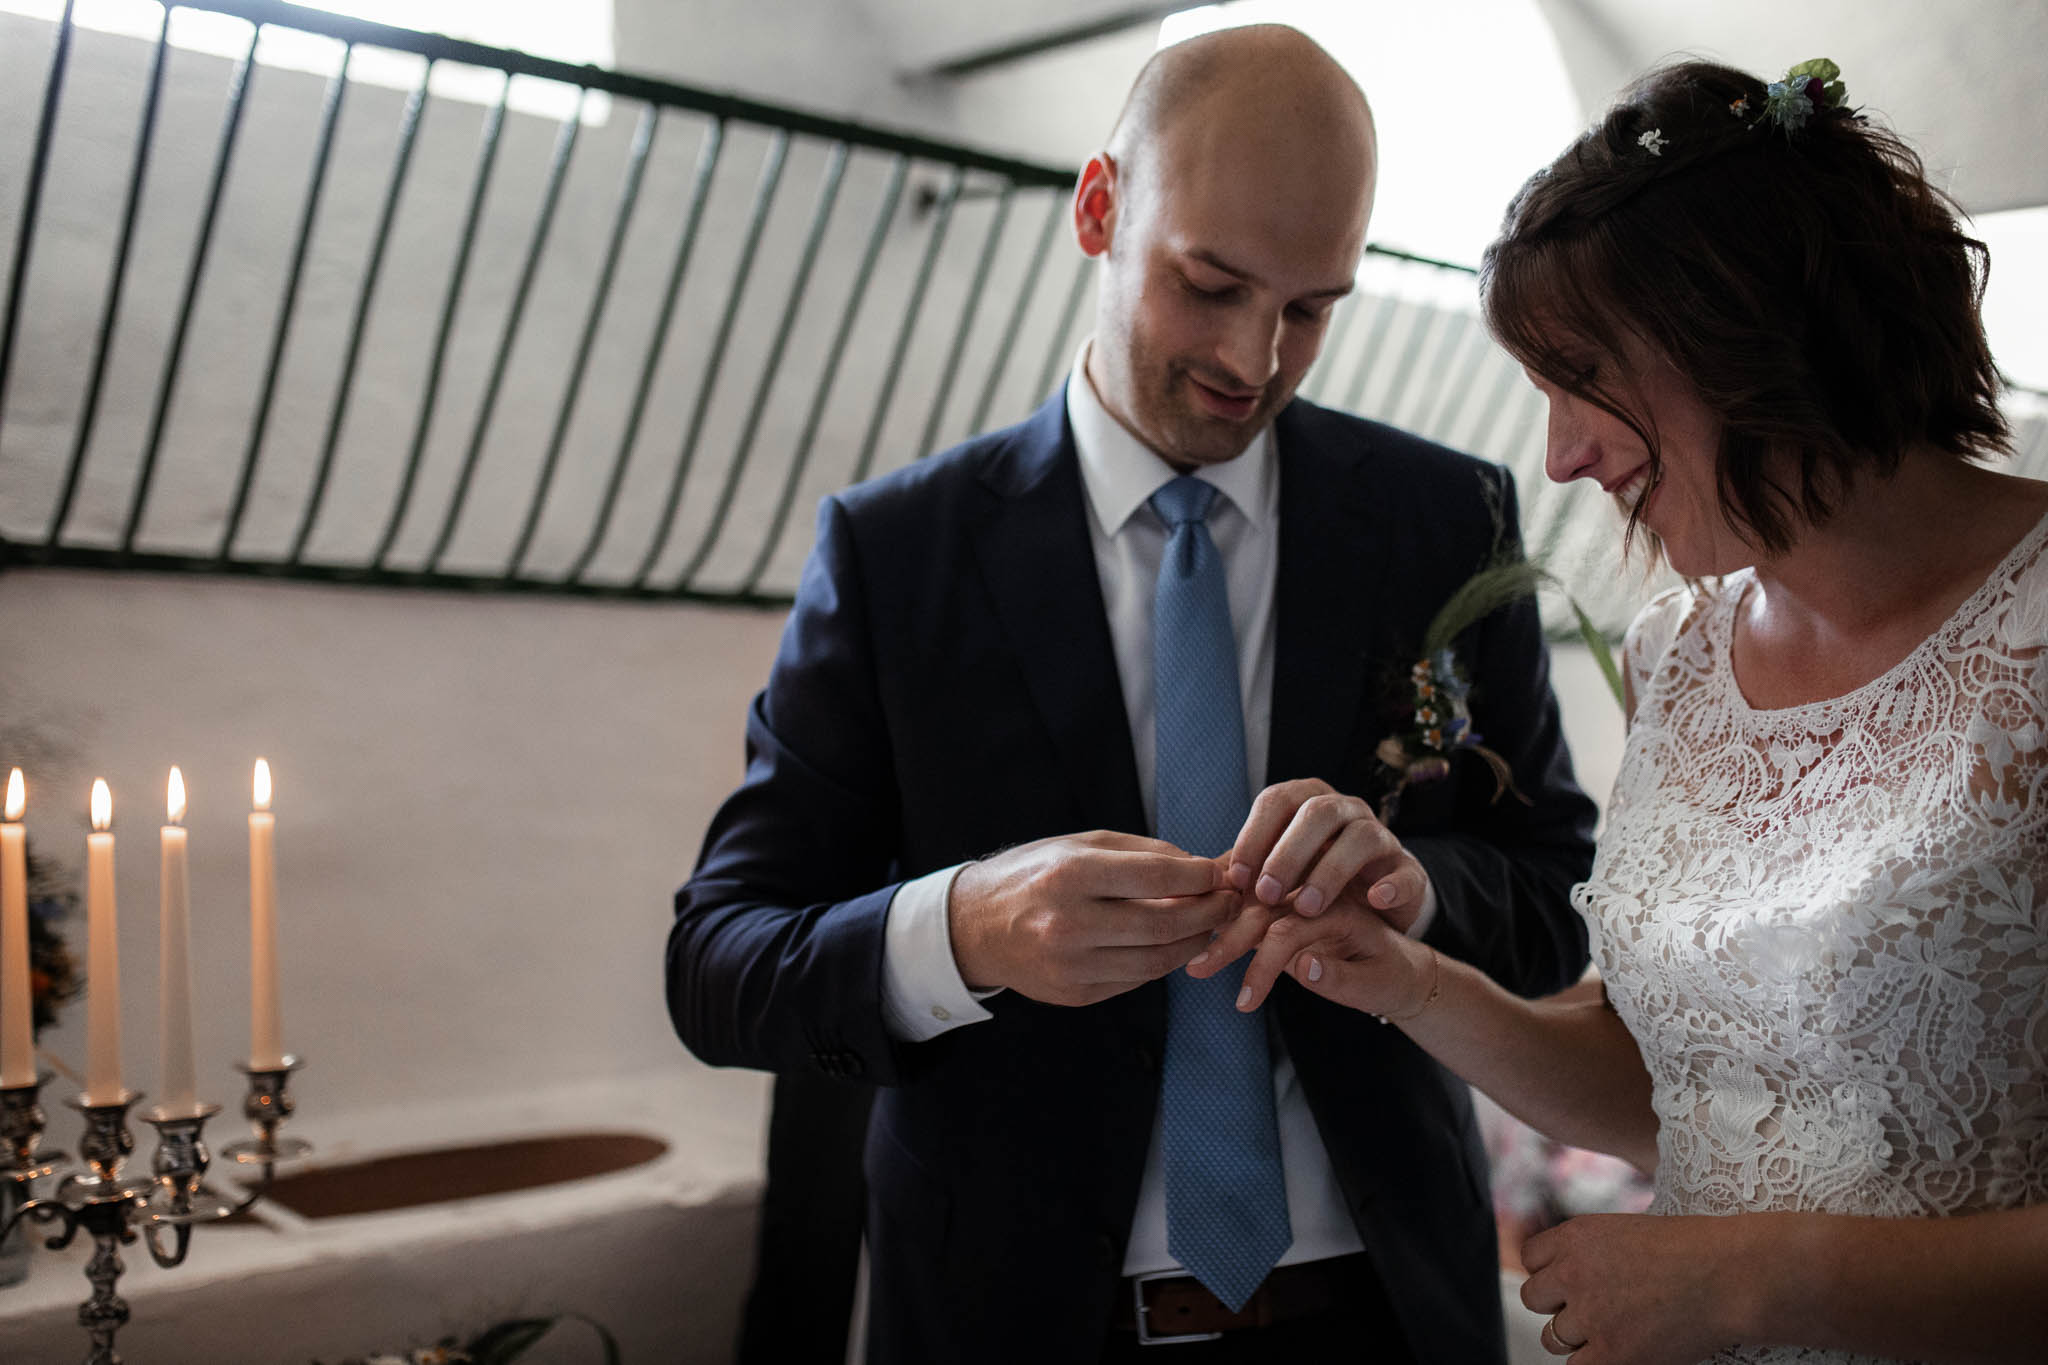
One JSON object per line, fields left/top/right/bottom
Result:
{"left": 668, "top": 390, "right": 1597, "bottom": 1363}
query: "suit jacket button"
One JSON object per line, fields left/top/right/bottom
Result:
{"left": 840, "top": 1052, "right": 866, "bottom": 1078}
{"left": 1131, "top": 1042, "right": 1158, "bottom": 1076}
{"left": 1094, "top": 1233, "right": 1117, "bottom": 1270}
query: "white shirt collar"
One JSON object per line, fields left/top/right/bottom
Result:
{"left": 1065, "top": 341, "right": 1276, "bottom": 538}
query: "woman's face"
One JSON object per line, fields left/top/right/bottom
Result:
{"left": 1529, "top": 333, "right": 1751, "bottom": 577}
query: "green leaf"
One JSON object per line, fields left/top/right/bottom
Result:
{"left": 1784, "top": 58, "right": 1846, "bottom": 106}
{"left": 1571, "top": 600, "right": 1626, "bottom": 709}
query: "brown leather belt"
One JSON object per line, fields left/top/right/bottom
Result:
{"left": 1110, "top": 1253, "right": 1368, "bottom": 1344}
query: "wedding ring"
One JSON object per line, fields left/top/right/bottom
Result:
{"left": 1541, "top": 1316, "right": 1586, "bottom": 1354}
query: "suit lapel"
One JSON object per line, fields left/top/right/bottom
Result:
{"left": 1266, "top": 402, "right": 1395, "bottom": 787}
{"left": 972, "top": 392, "right": 1149, "bottom": 837}
{"left": 972, "top": 396, "right": 1398, "bottom": 823}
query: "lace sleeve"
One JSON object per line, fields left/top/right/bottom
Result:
{"left": 1620, "top": 586, "right": 1691, "bottom": 721}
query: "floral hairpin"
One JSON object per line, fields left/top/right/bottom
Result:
{"left": 1756, "top": 58, "right": 1848, "bottom": 133}
{"left": 1636, "top": 128, "right": 1667, "bottom": 156}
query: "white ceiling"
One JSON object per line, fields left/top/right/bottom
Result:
{"left": 867, "top": 0, "right": 1164, "bottom": 72}
{"left": 878, "top": 0, "right": 2048, "bottom": 216}
{"left": 1535, "top": 0, "right": 2048, "bottom": 214}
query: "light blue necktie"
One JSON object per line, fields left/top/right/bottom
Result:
{"left": 1149, "top": 475, "right": 1292, "bottom": 1312}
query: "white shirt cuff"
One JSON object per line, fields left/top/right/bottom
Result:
{"left": 1404, "top": 878, "right": 1439, "bottom": 941}
{"left": 881, "top": 862, "right": 997, "bottom": 1042}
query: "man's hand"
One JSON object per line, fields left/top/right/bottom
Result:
{"left": 1189, "top": 778, "right": 1432, "bottom": 977}
{"left": 948, "top": 831, "right": 1240, "bottom": 1007}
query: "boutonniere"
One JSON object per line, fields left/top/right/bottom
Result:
{"left": 1375, "top": 483, "right": 1624, "bottom": 821}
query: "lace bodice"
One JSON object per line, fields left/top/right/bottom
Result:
{"left": 1574, "top": 512, "right": 2048, "bottom": 1365}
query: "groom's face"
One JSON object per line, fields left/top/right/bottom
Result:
{"left": 1078, "top": 99, "right": 1374, "bottom": 468}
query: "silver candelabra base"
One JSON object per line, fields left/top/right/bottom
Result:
{"left": 0, "top": 1059, "right": 309, "bottom": 1365}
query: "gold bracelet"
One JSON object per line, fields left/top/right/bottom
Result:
{"left": 1378, "top": 948, "right": 1443, "bottom": 1025}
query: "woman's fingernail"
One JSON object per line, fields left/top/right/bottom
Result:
{"left": 1235, "top": 986, "right": 1252, "bottom": 1009}
{"left": 1298, "top": 886, "right": 1324, "bottom": 915}
{"left": 1306, "top": 956, "right": 1324, "bottom": 983}
{"left": 1228, "top": 862, "right": 1252, "bottom": 889}
{"left": 1256, "top": 874, "right": 1284, "bottom": 904}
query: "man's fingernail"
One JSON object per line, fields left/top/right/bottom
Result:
{"left": 1235, "top": 986, "right": 1252, "bottom": 1009}
{"left": 1306, "top": 956, "right": 1324, "bottom": 983}
{"left": 1228, "top": 862, "right": 1252, "bottom": 889}
{"left": 1373, "top": 882, "right": 1395, "bottom": 906}
{"left": 1298, "top": 886, "right": 1324, "bottom": 915}
{"left": 1256, "top": 874, "right": 1284, "bottom": 904}
{"left": 1190, "top": 951, "right": 1210, "bottom": 967}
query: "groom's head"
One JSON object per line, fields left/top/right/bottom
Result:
{"left": 1073, "top": 24, "right": 1378, "bottom": 469}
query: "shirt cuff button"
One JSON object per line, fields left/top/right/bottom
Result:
{"left": 930, "top": 1005, "right": 951, "bottom": 1022}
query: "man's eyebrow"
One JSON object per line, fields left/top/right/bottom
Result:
{"left": 1185, "top": 248, "right": 1252, "bottom": 281}
{"left": 1185, "top": 248, "right": 1353, "bottom": 300}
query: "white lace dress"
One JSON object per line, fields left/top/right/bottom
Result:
{"left": 1573, "top": 512, "right": 2048, "bottom": 1365}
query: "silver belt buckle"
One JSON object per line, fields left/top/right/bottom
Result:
{"left": 1133, "top": 1269, "right": 1225, "bottom": 1346}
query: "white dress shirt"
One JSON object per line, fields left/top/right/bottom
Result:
{"left": 878, "top": 347, "right": 1384, "bottom": 1276}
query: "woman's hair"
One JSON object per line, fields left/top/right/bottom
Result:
{"left": 1480, "top": 60, "right": 2009, "bottom": 554}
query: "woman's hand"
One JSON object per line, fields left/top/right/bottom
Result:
{"left": 1519, "top": 1213, "right": 1748, "bottom": 1364}
{"left": 1188, "top": 778, "right": 1434, "bottom": 987}
{"left": 1189, "top": 881, "right": 1439, "bottom": 1016}
{"left": 1230, "top": 778, "right": 1431, "bottom": 925}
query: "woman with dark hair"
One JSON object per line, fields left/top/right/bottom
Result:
{"left": 1197, "top": 59, "right": 2048, "bottom": 1364}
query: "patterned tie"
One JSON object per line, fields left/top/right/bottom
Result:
{"left": 1149, "top": 475, "right": 1292, "bottom": 1312}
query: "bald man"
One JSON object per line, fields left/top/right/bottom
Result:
{"left": 669, "top": 25, "right": 1594, "bottom": 1364}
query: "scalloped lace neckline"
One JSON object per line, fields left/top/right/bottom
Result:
{"left": 1713, "top": 505, "right": 2048, "bottom": 723}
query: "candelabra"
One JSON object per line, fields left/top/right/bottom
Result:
{"left": 0, "top": 1058, "right": 308, "bottom": 1364}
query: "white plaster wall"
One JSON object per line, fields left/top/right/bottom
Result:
{"left": 0, "top": 559, "right": 1624, "bottom": 1126}
{"left": 0, "top": 568, "right": 787, "bottom": 1119}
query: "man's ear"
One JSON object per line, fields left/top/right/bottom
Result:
{"left": 1073, "top": 152, "right": 1118, "bottom": 258}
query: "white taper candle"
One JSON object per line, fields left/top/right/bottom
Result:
{"left": 1, "top": 769, "right": 32, "bottom": 1087}
{"left": 158, "top": 767, "right": 197, "bottom": 1116}
{"left": 249, "top": 758, "right": 283, "bottom": 1070}
{"left": 85, "top": 780, "right": 123, "bottom": 1104}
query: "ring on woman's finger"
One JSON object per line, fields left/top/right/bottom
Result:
{"left": 1540, "top": 1316, "right": 1586, "bottom": 1355}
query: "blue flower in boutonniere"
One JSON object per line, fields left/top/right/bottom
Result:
{"left": 1373, "top": 480, "right": 1624, "bottom": 822}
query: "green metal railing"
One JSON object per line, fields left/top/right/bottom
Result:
{"left": 2, "top": 0, "right": 2043, "bottom": 632}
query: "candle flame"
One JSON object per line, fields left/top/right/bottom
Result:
{"left": 167, "top": 766, "right": 186, "bottom": 825}
{"left": 4, "top": 768, "right": 21, "bottom": 822}
{"left": 91, "top": 779, "right": 111, "bottom": 831}
{"left": 253, "top": 758, "right": 272, "bottom": 812}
